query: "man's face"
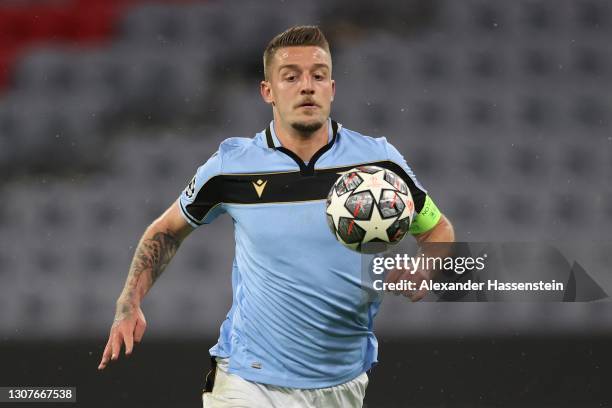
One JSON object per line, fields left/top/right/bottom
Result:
{"left": 261, "top": 46, "right": 335, "bottom": 134}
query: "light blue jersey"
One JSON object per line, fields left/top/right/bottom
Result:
{"left": 178, "top": 119, "right": 438, "bottom": 389}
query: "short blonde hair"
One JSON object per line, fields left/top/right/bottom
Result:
{"left": 263, "top": 25, "right": 331, "bottom": 80}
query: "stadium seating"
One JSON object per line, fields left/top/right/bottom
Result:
{"left": 0, "top": 0, "right": 610, "bottom": 338}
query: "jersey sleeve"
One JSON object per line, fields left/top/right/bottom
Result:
{"left": 385, "top": 141, "right": 441, "bottom": 235}
{"left": 178, "top": 151, "right": 226, "bottom": 228}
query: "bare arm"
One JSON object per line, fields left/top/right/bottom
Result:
{"left": 414, "top": 213, "right": 455, "bottom": 245}
{"left": 116, "top": 202, "right": 192, "bottom": 315}
{"left": 98, "top": 200, "right": 194, "bottom": 370}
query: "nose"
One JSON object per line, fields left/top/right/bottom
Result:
{"left": 300, "top": 74, "right": 314, "bottom": 95}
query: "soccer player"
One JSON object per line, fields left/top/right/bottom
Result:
{"left": 98, "top": 25, "right": 454, "bottom": 407}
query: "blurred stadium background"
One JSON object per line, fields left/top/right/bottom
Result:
{"left": 0, "top": 0, "right": 611, "bottom": 407}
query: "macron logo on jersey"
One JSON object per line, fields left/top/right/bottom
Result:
{"left": 252, "top": 179, "right": 267, "bottom": 198}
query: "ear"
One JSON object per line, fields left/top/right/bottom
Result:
{"left": 260, "top": 80, "right": 274, "bottom": 105}
{"left": 331, "top": 79, "right": 336, "bottom": 102}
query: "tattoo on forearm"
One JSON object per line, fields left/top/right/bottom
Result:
{"left": 134, "top": 230, "right": 180, "bottom": 284}
{"left": 117, "top": 229, "right": 180, "bottom": 319}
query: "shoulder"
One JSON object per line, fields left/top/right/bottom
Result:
{"left": 189, "top": 135, "right": 258, "bottom": 182}
{"left": 197, "top": 134, "right": 264, "bottom": 172}
{"left": 218, "top": 136, "right": 258, "bottom": 158}
{"left": 337, "top": 124, "right": 417, "bottom": 180}
{"left": 338, "top": 125, "right": 392, "bottom": 157}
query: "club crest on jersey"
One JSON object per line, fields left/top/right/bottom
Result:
{"left": 252, "top": 179, "right": 267, "bottom": 198}
{"left": 185, "top": 175, "right": 196, "bottom": 198}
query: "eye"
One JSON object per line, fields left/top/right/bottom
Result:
{"left": 285, "top": 75, "right": 297, "bottom": 82}
{"left": 314, "top": 73, "right": 325, "bottom": 80}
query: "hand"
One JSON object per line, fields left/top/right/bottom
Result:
{"left": 385, "top": 266, "right": 430, "bottom": 302}
{"left": 98, "top": 301, "right": 147, "bottom": 370}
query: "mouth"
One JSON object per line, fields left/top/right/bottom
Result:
{"left": 296, "top": 101, "right": 319, "bottom": 109}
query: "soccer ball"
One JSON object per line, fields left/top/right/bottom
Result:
{"left": 326, "top": 165, "right": 415, "bottom": 253}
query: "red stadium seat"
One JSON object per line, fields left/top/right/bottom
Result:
{"left": 0, "top": 46, "right": 21, "bottom": 89}
{"left": 0, "top": 0, "right": 203, "bottom": 93}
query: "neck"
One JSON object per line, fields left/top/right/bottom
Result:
{"left": 274, "top": 118, "right": 329, "bottom": 163}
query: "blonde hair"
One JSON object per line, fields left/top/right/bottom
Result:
{"left": 263, "top": 25, "right": 331, "bottom": 80}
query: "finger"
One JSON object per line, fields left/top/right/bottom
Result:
{"left": 98, "top": 340, "right": 112, "bottom": 370}
{"left": 385, "top": 268, "right": 403, "bottom": 284}
{"left": 111, "top": 331, "right": 123, "bottom": 360}
{"left": 134, "top": 318, "right": 146, "bottom": 343}
{"left": 123, "top": 329, "right": 134, "bottom": 356}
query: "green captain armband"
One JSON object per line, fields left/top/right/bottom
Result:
{"left": 409, "top": 195, "right": 442, "bottom": 235}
